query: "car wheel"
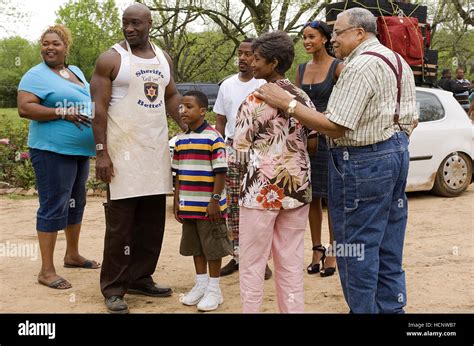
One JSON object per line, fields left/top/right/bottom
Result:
{"left": 432, "top": 152, "right": 472, "bottom": 197}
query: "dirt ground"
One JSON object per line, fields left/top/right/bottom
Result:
{"left": 0, "top": 186, "right": 473, "bottom": 313}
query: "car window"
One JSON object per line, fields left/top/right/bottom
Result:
{"left": 199, "top": 85, "right": 219, "bottom": 98}
{"left": 416, "top": 91, "right": 445, "bottom": 122}
{"left": 176, "top": 84, "right": 194, "bottom": 94}
{"left": 176, "top": 83, "right": 220, "bottom": 108}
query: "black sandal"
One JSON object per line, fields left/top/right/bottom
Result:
{"left": 320, "top": 247, "right": 336, "bottom": 277}
{"left": 307, "top": 245, "right": 326, "bottom": 274}
{"left": 320, "top": 265, "right": 336, "bottom": 277}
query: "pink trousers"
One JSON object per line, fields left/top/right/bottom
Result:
{"left": 239, "top": 205, "right": 310, "bottom": 313}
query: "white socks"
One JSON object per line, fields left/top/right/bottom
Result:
{"left": 208, "top": 277, "right": 220, "bottom": 292}
{"left": 196, "top": 274, "right": 208, "bottom": 287}
{"left": 195, "top": 274, "right": 220, "bottom": 292}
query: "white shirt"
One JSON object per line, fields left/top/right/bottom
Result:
{"left": 213, "top": 74, "right": 265, "bottom": 140}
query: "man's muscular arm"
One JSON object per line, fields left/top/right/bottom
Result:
{"left": 90, "top": 50, "right": 118, "bottom": 183}
{"left": 163, "top": 51, "right": 187, "bottom": 131}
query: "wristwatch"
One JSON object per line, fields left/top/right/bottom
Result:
{"left": 96, "top": 143, "right": 105, "bottom": 151}
{"left": 211, "top": 193, "right": 221, "bottom": 201}
{"left": 287, "top": 99, "right": 298, "bottom": 114}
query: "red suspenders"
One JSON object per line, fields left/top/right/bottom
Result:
{"left": 361, "top": 51, "right": 404, "bottom": 131}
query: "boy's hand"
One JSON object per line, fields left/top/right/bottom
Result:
{"left": 173, "top": 200, "right": 183, "bottom": 224}
{"left": 206, "top": 199, "right": 222, "bottom": 222}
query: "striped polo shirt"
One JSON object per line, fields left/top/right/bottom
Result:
{"left": 171, "top": 120, "right": 228, "bottom": 219}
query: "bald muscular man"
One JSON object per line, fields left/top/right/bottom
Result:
{"left": 91, "top": 3, "right": 186, "bottom": 314}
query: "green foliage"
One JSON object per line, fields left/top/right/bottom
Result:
{"left": 433, "top": 29, "right": 474, "bottom": 80}
{"left": 0, "top": 110, "right": 35, "bottom": 189}
{"left": 164, "top": 31, "right": 239, "bottom": 83}
{"left": 0, "top": 107, "right": 23, "bottom": 126}
{"left": 0, "top": 37, "right": 40, "bottom": 108}
{"left": 161, "top": 29, "right": 310, "bottom": 84}
{"left": 56, "top": 0, "right": 122, "bottom": 80}
{"left": 424, "top": 0, "right": 474, "bottom": 80}
{"left": 287, "top": 39, "right": 312, "bottom": 83}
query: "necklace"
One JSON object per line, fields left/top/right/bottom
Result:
{"left": 59, "top": 68, "right": 70, "bottom": 79}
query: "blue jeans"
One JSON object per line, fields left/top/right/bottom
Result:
{"left": 328, "top": 132, "right": 409, "bottom": 314}
{"left": 30, "top": 148, "right": 89, "bottom": 232}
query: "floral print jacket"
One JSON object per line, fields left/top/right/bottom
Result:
{"left": 233, "top": 79, "right": 317, "bottom": 210}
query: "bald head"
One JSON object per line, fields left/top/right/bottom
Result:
{"left": 123, "top": 3, "right": 152, "bottom": 21}
{"left": 122, "top": 3, "right": 152, "bottom": 47}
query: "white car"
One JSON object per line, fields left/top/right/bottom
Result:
{"left": 407, "top": 87, "right": 473, "bottom": 197}
{"left": 169, "top": 88, "right": 474, "bottom": 197}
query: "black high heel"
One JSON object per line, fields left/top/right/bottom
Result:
{"left": 320, "top": 247, "right": 336, "bottom": 277}
{"left": 307, "top": 245, "right": 326, "bottom": 274}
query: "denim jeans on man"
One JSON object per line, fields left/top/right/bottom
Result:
{"left": 328, "top": 132, "right": 410, "bottom": 313}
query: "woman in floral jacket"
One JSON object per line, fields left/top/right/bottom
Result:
{"left": 234, "top": 30, "right": 317, "bottom": 313}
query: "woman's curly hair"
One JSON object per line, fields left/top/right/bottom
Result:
{"left": 40, "top": 24, "right": 73, "bottom": 56}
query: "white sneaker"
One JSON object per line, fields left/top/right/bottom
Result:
{"left": 197, "top": 287, "right": 223, "bottom": 312}
{"left": 181, "top": 284, "right": 207, "bottom": 306}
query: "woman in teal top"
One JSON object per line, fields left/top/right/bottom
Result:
{"left": 17, "top": 24, "right": 100, "bottom": 290}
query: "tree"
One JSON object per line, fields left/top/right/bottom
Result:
{"left": 141, "top": 0, "right": 332, "bottom": 82}
{"left": 56, "top": 0, "right": 122, "bottom": 80}
{"left": 143, "top": 0, "right": 331, "bottom": 42}
{"left": 426, "top": 0, "right": 474, "bottom": 79}
{"left": 169, "top": 31, "right": 238, "bottom": 82}
{"left": 451, "top": 0, "right": 474, "bottom": 27}
{"left": 0, "top": 37, "right": 40, "bottom": 107}
{"left": 141, "top": 0, "right": 473, "bottom": 81}
{"left": 146, "top": 0, "right": 239, "bottom": 82}
{"left": 0, "top": 0, "right": 28, "bottom": 34}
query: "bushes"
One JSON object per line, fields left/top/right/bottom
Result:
{"left": 0, "top": 112, "right": 35, "bottom": 189}
{"left": 0, "top": 110, "right": 105, "bottom": 191}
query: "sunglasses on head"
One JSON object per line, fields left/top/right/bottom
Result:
{"left": 304, "top": 20, "right": 320, "bottom": 29}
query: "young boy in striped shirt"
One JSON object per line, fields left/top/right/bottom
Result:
{"left": 172, "top": 90, "right": 233, "bottom": 312}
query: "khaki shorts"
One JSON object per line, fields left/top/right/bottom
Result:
{"left": 180, "top": 219, "right": 233, "bottom": 261}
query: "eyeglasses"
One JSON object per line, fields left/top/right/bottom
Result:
{"left": 303, "top": 21, "right": 320, "bottom": 29}
{"left": 331, "top": 26, "right": 360, "bottom": 39}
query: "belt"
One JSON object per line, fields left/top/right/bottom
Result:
{"left": 330, "top": 132, "right": 407, "bottom": 154}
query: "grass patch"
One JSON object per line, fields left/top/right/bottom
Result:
{"left": 0, "top": 108, "right": 26, "bottom": 129}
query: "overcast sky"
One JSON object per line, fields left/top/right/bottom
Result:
{"left": 1, "top": 0, "right": 133, "bottom": 41}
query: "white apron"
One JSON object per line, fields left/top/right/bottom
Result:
{"left": 107, "top": 41, "right": 172, "bottom": 200}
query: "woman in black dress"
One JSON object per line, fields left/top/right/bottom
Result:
{"left": 295, "top": 20, "right": 343, "bottom": 277}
